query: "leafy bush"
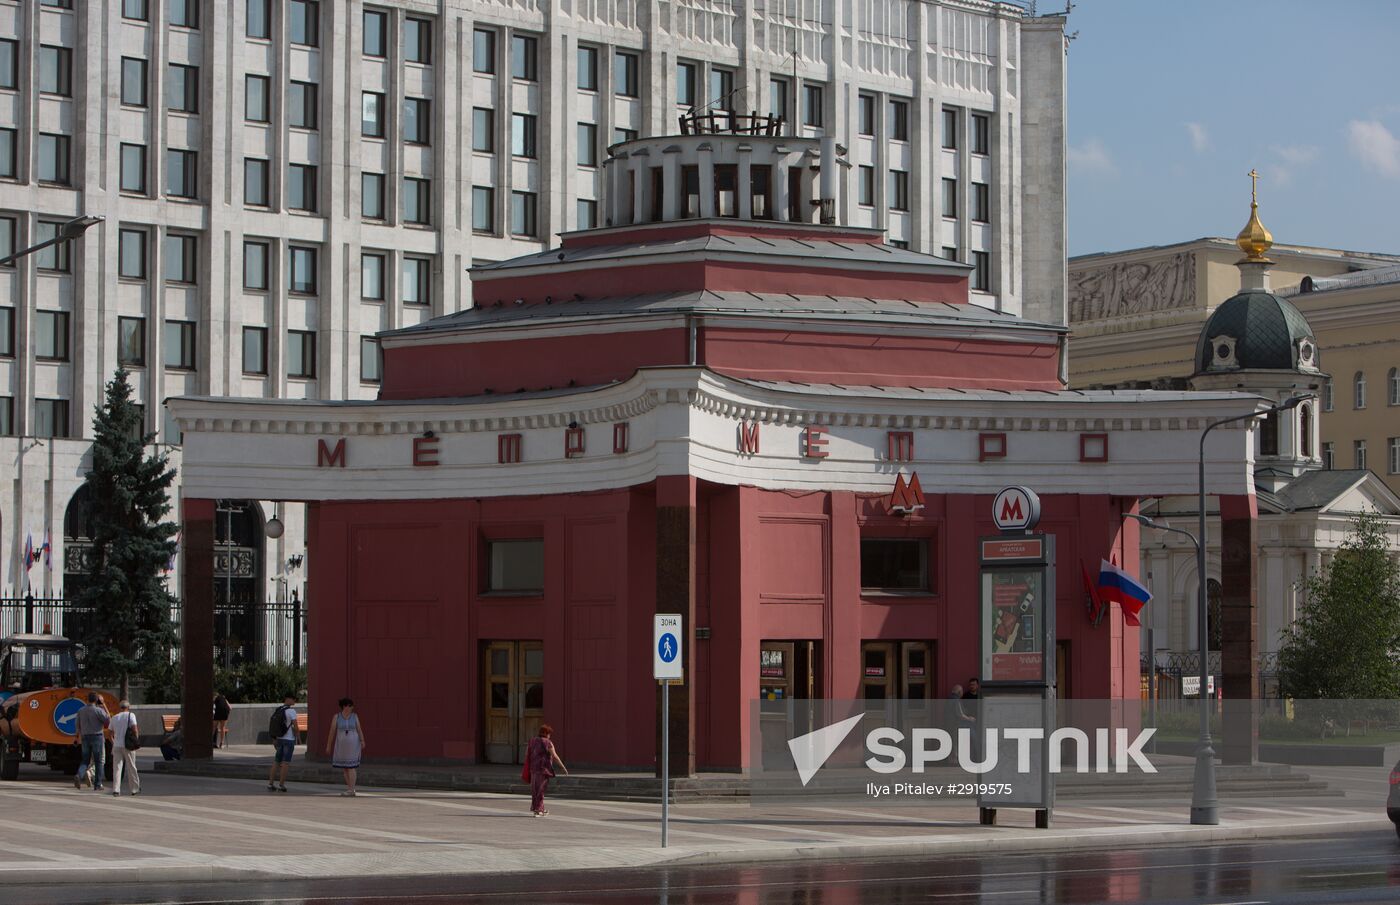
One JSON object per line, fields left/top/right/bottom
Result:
{"left": 136, "top": 659, "right": 306, "bottom": 704}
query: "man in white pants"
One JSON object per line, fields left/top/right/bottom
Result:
{"left": 108, "top": 701, "right": 141, "bottom": 797}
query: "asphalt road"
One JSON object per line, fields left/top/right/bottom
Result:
{"left": 13, "top": 830, "right": 1399, "bottom": 905}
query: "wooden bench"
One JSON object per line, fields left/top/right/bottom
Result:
{"left": 161, "top": 712, "right": 309, "bottom": 738}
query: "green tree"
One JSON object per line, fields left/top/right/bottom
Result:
{"left": 75, "top": 369, "right": 179, "bottom": 700}
{"left": 1277, "top": 512, "right": 1400, "bottom": 701}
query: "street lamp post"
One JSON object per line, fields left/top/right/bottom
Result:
{"left": 1193, "top": 394, "right": 1312, "bottom": 825}
{"left": 0, "top": 214, "right": 103, "bottom": 268}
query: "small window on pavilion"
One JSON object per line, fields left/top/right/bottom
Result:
{"left": 486, "top": 539, "right": 544, "bottom": 593}
{"left": 750, "top": 165, "right": 772, "bottom": 220}
{"left": 714, "top": 165, "right": 738, "bottom": 217}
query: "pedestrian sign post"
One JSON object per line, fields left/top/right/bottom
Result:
{"left": 654, "top": 613, "right": 683, "bottom": 847}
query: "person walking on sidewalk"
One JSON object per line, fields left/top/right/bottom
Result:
{"left": 525, "top": 724, "right": 567, "bottom": 816}
{"left": 325, "top": 697, "right": 366, "bottom": 797}
{"left": 213, "top": 693, "right": 231, "bottom": 749}
{"left": 108, "top": 700, "right": 141, "bottom": 797}
{"left": 74, "top": 693, "right": 109, "bottom": 791}
{"left": 267, "top": 693, "right": 298, "bottom": 793}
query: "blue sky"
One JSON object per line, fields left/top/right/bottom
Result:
{"left": 1063, "top": 0, "right": 1400, "bottom": 257}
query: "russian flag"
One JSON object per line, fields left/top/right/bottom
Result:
{"left": 1098, "top": 559, "right": 1152, "bottom": 626}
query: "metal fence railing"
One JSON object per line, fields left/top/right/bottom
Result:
{"left": 0, "top": 595, "right": 305, "bottom": 668}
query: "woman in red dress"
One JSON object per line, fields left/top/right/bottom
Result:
{"left": 526, "top": 724, "right": 568, "bottom": 816}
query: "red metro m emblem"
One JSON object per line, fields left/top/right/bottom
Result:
{"left": 992, "top": 485, "right": 1041, "bottom": 532}
{"left": 889, "top": 472, "right": 925, "bottom": 514}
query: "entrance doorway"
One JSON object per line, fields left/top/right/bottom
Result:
{"left": 758, "top": 642, "right": 821, "bottom": 764}
{"left": 482, "top": 641, "right": 544, "bottom": 764}
{"left": 860, "top": 641, "right": 934, "bottom": 700}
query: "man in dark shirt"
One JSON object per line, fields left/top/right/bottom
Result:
{"left": 74, "top": 693, "right": 109, "bottom": 791}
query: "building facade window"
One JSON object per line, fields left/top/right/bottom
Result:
{"left": 1389, "top": 367, "right": 1400, "bottom": 406}
{"left": 164, "top": 233, "right": 197, "bottom": 283}
{"left": 511, "top": 113, "right": 537, "bottom": 158}
{"left": 247, "top": 0, "right": 271, "bottom": 39}
{"left": 34, "top": 399, "right": 69, "bottom": 439}
{"left": 288, "top": 246, "right": 318, "bottom": 294}
{"left": 1322, "top": 441, "right": 1334, "bottom": 470}
{"left": 403, "top": 256, "right": 431, "bottom": 305}
{"left": 38, "top": 134, "right": 70, "bottom": 185}
{"left": 0, "top": 129, "right": 12, "bottom": 178}
{"left": 971, "top": 182, "right": 990, "bottom": 223}
{"left": 167, "top": 149, "right": 197, "bottom": 198}
{"left": 404, "top": 97, "right": 430, "bottom": 144}
{"left": 35, "top": 221, "right": 69, "bottom": 271}
{"left": 403, "top": 177, "right": 430, "bottom": 225}
{"left": 887, "top": 169, "right": 909, "bottom": 211}
{"left": 244, "top": 158, "right": 270, "bottom": 206}
{"left": 287, "top": 330, "right": 316, "bottom": 378}
{"left": 1355, "top": 439, "right": 1367, "bottom": 470}
{"left": 972, "top": 112, "right": 990, "bottom": 154}
{"left": 0, "top": 306, "right": 12, "bottom": 356}
{"left": 857, "top": 93, "right": 875, "bottom": 136}
{"left": 888, "top": 99, "right": 909, "bottom": 141}
{"left": 577, "top": 199, "right": 597, "bottom": 229}
{"left": 167, "top": 63, "right": 199, "bottom": 113}
{"left": 289, "top": 81, "right": 318, "bottom": 129}
{"left": 39, "top": 45, "right": 71, "bottom": 96}
{"left": 1324, "top": 379, "right": 1334, "bottom": 411}
{"left": 0, "top": 396, "right": 11, "bottom": 436}
{"left": 246, "top": 75, "right": 270, "bottom": 122}
{"left": 121, "top": 57, "right": 148, "bottom": 107}
{"left": 472, "top": 107, "right": 495, "bottom": 152}
{"left": 363, "top": 8, "right": 387, "bottom": 56}
{"left": 362, "top": 91, "right": 385, "bottom": 137}
{"left": 577, "top": 45, "right": 598, "bottom": 91}
{"left": 802, "top": 83, "right": 823, "bottom": 128}
{"left": 243, "top": 240, "right": 269, "bottom": 291}
{"left": 0, "top": 40, "right": 15, "bottom": 90}
{"left": 472, "top": 186, "right": 494, "bottom": 233}
{"left": 360, "top": 337, "right": 382, "bottom": 383}
{"left": 676, "top": 61, "right": 696, "bottom": 107}
{"left": 1355, "top": 371, "right": 1367, "bottom": 409}
{"left": 118, "top": 317, "right": 146, "bottom": 366}
{"left": 361, "top": 253, "right": 385, "bottom": 300}
{"left": 473, "top": 29, "right": 496, "bottom": 74}
{"left": 242, "top": 326, "right": 268, "bottom": 375}
{"left": 168, "top": 0, "right": 198, "bottom": 28}
{"left": 289, "top": 0, "right": 319, "bottom": 47}
{"left": 35, "top": 311, "right": 70, "bottom": 360}
{"left": 123, "top": 0, "right": 149, "bottom": 20}
{"left": 288, "top": 164, "right": 317, "bottom": 212}
{"left": 942, "top": 178, "right": 957, "bottom": 219}
{"left": 164, "top": 320, "right": 196, "bottom": 370}
{"left": 614, "top": 127, "right": 637, "bottom": 144}
{"left": 118, "top": 228, "right": 147, "bottom": 279}
{"left": 615, "top": 51, "right": 638, "bottom": 97}
{"left": 511, "top": 34, "right": 537, "bottom": 81}
{"left": 120, "top": 143, "right": 147, "bottom": 194}
{"left": 486, "top": 539, "right": 545, "bottom": 593}
{"left": 404, "top": 17, "right": 432, "bottom": 64}
{"left": 768, "top": 77, "right": 788, "bottom": 121}
{"left": 1390, "top": 437, "right": 1400, "bottom": 475}
{"left": 857, "top": 166, "right": 875, "bottom": 206}
{"left": 942, "top": 107, "right": 958, "bottom": 149}
{"left": 361, "top": 172, "right": 385, "bottom": 220}
{"left": 510, "top": 191, "right": 537, "bottom": 237}
{"left": 710, "top": 68, "right": 734, "bottom": 110}
{"left": 860, "top": 538, "right": 930, "bottom": 592}
{"left": 972, "top": 251, "right": 991, "bottom": 292}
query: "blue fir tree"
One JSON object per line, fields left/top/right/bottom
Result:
{"left": 74, "top": 369, "right": 179, "bottom": 700}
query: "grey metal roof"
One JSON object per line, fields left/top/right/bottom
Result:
{"left": 387, "top": 289, "right": 1061, "bottom": 337}
{"left": 1286, "top": 263, "right": 1400, "bottom": 296}
{"left": 1261, "top": 469, "right": 1370, "bottom": 513}
{"left": 732, "top": 377, "right": 1250, "bottom": 405}
{"left": 470, "top": 232, "right": 970, "bottom": 275}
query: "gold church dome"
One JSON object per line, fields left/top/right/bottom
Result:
{"left": 1236, "top": 168, "right": 1273, "bottom": 261}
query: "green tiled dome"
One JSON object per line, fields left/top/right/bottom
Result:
{"left": 1195, "top": 290, "right": 1317, "bottom": 374}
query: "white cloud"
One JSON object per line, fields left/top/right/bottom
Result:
{"left": 1266, "top": 144, "right": 1320, "bottom": 186}
{"left": 1067, "top": 138, "right": 1117, "bottom": 177}
{"left": 1185, "top": 122, "right": 1210, "bottom": 153}
{"left": 1347, "top": 120, "right": 1400, "bottom": 179}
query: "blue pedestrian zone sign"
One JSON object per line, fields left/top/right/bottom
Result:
{"left": 653, "top": 613, "right": 683, "bottom": 681}
{"left": 53, "top": 696, "right": 84, "bottom": 736}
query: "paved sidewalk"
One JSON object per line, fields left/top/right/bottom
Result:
{"left": 1, "top": 757, "right": 1389, "bottom": 886}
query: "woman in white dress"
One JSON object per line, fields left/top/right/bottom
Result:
{"left": 325, "top": 697, "right": 366, "bottom": 797}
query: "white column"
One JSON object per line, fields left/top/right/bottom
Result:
{"left": 661, "top": 147, "right": 680, "bottom": 221}
{"left": 698, "top": 144, "right": 715, "bottom": 218}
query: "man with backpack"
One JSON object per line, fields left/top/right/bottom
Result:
{"left": 267, "top": 693, "right": 299, "bottom": 793}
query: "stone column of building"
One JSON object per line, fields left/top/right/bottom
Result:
{"left": 1219, "top": 492, "right": 1258, "bottom": 764}
{"left": 180, "top": 497, "right": 216, "bottom": 760}
{"left": 655, "top": 475, "right": 697, "bottom": 777}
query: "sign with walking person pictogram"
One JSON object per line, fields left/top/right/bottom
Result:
{"left": 653, "top": 614, "right": 682, "bottom": 680}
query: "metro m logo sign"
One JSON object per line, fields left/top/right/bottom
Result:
{"left": 317, "top": 438, "right": 347, "bottom": 468}
{"left": 738, "top": 421, "right": 760, "bottom": 455}
{"left": 992, "top": 486, "right": 1040, "bottom": 532}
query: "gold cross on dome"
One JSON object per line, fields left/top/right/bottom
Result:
{"left": 1248, "top": 168, "right": 1260, "bottom": 204}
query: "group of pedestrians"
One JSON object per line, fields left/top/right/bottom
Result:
{"left": 72, "top": 693, "right": 142, "bottom": 796}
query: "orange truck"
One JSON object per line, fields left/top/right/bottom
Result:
{"left": 0, "top": 634, "right": 118, "bottom": 780}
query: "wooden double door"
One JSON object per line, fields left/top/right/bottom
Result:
{"left": 482, "top": 641, "right": 544, "bottom": 764}
{"left": 860, "top": 641, "right": 935, "bottom": 700}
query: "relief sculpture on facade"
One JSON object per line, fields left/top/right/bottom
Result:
{"left": 1070, "top": 252, "right": 1196, "bottom": 322}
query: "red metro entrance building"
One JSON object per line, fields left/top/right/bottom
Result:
{"left": 171, "top": 125, "right": 1262, "bottom": 772}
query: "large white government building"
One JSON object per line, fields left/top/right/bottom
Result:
{"left": 0, "top": 0, "right": 1067, "bottom": 654}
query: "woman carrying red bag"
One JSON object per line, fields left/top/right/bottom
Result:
{"left": 523, "top": 724, "right": 567, "bottom": 816}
